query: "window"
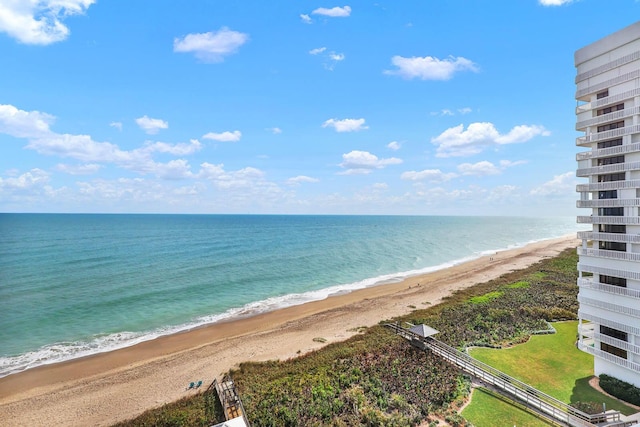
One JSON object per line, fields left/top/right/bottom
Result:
{"left": 597, "top": 90, "right": 609, "bottom": 99}
{"left": 598, "top": 241, "right": 626, "bottom": 251}
{"left": 598, "top": 121, "right": 625, "bottom": 133}
{"left": 599, "top": 224, "right": 626, "bottom": 233}
{"left": 600, "top": 275, "right": 627, "bottom": 288}
{"left": 601, "top": 342, "right": 627, "bottom": 359}
{"left": 598, "top": 155, "right": 624, "bottom": 166}
{"left": 597, "top": 138, "right": 623, "bottom": 149}
{"left": 598, "top": 173, "right": 625, "bottom": 182}
{"left": 597, "top": 103, "right": 625, "bottom": 116}
{"left": 600, "top": 325, "right": 628, "bottom": 341}
{"left": 598, "top": 207, "right": 624, "bottom": 216}
{"left": 598, "top": 190, "right": 617, "bottom": 199}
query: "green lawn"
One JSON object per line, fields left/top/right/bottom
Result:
{"left": 461, "top": 388, "right": 554, "bottom": 427}
{"left": 468, "top": 321, "right": 635, "bottom": 415}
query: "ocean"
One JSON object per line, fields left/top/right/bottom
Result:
{"left": 0, "top": 214, "right": 581, "bottom": 377}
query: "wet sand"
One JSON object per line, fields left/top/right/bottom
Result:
{"left": 0, "top": 235, "right": 578, "bottom": 426}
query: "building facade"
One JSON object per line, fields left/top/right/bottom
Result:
{"left": 576, "top": 21, "right": 640, "bottom": 388}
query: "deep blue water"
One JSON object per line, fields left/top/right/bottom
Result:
{"left": 0, "top": 214, "right": 581, "bottom": 377}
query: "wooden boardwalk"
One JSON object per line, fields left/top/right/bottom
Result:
{"left": 387, "top": 322, "right": 637, "bottom": 427}
{"left": 211, "top": 375, "right": 250, "bottom": 427}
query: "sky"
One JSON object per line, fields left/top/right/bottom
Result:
{"left": 0, "top": 1, "right": 638, "bottom": 215}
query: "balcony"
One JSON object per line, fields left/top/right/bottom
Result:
{"left": 576, "top": 125, "right": 640, "bottom": 146}
{"left": 576, "top": 142, "right": 640, "bottom": 161}
{"left": 576, "top": 198, "right": 640, "bottom": 208}
{"left": 577, "top": 247, "right": 640, "bottom": 261}
{"left": 576, "top": 106, "right": 640, "bottom": 130}
{"left": 578, "top": 310, "right": 640, "bottom": 336}
{"left": 578, "top": 295, "right": 640, "bottom": 318}
{"left": 578, "top": 343, "right": 640, "bottom": 373}
{"left": 577, "top": 231, "right": 640, "bottom": 243}
{"left": 576, "top": 161, "right": 640, "bottom": 177}
{"left": 575, "top": 52, "right": 640, "bottom": 84}
{"left": 578, "top": 263, "right": 640, "bottom": 280}
{"left": 595, "top": 333, "right": 640, "bottom": 356}
{"left": 575, "top": 68, "right": 640, "bottom": 99}
{"left": 577, "top": 216, "right": 640, "bottom": 225}
{"left": 576, "top": 179, "right": 640, "bottom": 192}
{"left": 578, "top": 277, "right": 640, "bottom": 299}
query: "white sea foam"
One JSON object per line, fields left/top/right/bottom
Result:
{"left": 0, "top": 233, "right": 576, "bottom": 378}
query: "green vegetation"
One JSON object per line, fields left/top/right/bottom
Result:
{"left": 468, "top": 291, "right": 503, "bottom": 304}
{"left": 469, "top": 322, "right": 635, "bottom": 416}
{"left": 600, "top": 374, "right": 640, "bottom": 406}
{"left": 461, "top": 388, "right": 554, "bottom": 427}
{"left": 116, "top": 247, "right": 617, "bottom": 426}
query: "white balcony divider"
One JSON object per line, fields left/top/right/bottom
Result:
{"left": 576, "top": 179, "right": 640, "bottom": 192}
{"left": 576, "top": 106, "right": 640, "bottom": 130}
{"left": 576, "top": 143, "right": 640, "bottom": 161}
{"left": 577, "top": 216, "right": 640, "bottom": 224}
{"left": 578, "top": 310, "right": 640, "bottom": 335}
{"left": 576, "top": 198, "right": 640, "bottom": 208}
{"left": 577, "top": 231, "right": 640, "bottom": 243}
{"left": 575, "top": 51, "right": 640, "bottom": 83}
{"left": 576, "top": 69, "right": 640, "bottom": 99}
{"left": 578, "top": 343, "right": 640, "bottom": 373}
{"left": 576, "top": 161, "right": 640, "bottom": 177}
{"left": 576, "top": 125, "right": 640, "bottom": 146}
{"left": 578, "top": 263, "right": 640, "bottom": 280}
{"left": 578, "top": 277, "right": 640, "bottom": 299}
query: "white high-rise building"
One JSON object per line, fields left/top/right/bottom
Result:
{"left": 576, "top": 21, "right": 640, "bottom": 388}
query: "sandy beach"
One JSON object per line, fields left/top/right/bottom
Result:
{"left": 0, "top": 235, "right": 578, "bottom": 426}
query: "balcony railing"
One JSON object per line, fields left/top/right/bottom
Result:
{"left": 578, "top": 295, "right": 640, "bottom": 318}
{"left": 578, "top": 277, "right": 640, "bottom": 299}
{"left": 575, "top": 51, "right": 640, "bottom": 83}
{"left": 577, "top": 231, "right": 640, "bottom": 243}
{"left": 576, "top": 106, "right": 640, "bottom": 130}
{"left": 578, "top": 343, "right": 640, "bottom": 373}
{"left": 576, "top": 198, "right": 640, "bottom": 208}
{"left": 578, "top": 263, "right": 640, "bottom": 280}
{"left": 578, "top": 310, "right": 640, "bottom": 336}
{"left": 594, "top": 332, "right": 640, "bottom": 356}
{"left": 576, "top": 69, "right": 640, "bottom": 99}
{"left": 577, "top": 216, "right": 640, "bottom": 225}
{"left": 576, "top": 142, "right": 640, "bottom": 161}
{"left": 576, "top": 161, "right": 640, "bottom": 177}
{"left": 576, "top": 125, "right": 640, "bottom": 146}
{"left": 576, "top": 179, "right": 640, "bottom": 192}
{"left": 577, "top": 247, "right": 640, "bottom": 262}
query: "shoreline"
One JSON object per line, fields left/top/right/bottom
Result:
{"left": 0, "top": 234, "right": 579, "bottom": 427}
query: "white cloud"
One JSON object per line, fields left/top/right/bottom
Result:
{"left": 202, "top": 130, "right": 242, "bottom": 142}
{"left": 267, "top": 127, "right": 282, "bottom": 134}
{"left": 310, "top": 47, "right": 345, "bottom": 70}
{"left": 300, "top": 14, "right": 312, "bottom": 24}
{"left": 0, "top": 0, "right": 94, "bottom": 45}
{"left": 457, "top": 161, "right": 501, "bottom": 176}
{"left": 530, "top": 172, "right": 575, "bottom": 196}
{"left": 539, "top": 0, "right": 573, "bottom": 5}
{"left": 431, "top": 122, "right": 550, "bottom": 157}
{"left": 309, "top": 47, "right": 326, "bottom": 55}
{"left": 458, "top": 107, "right": 472, "bottom": 114}
{"left": 322, "top": 118, "right": 368, "bottom": 132}
{"left": 56, "top": 163, "right": 102, "bottom": 175}
{"left": 142, "top": 139, "right": 202, "bottom": 155}
{"left": 401, "top": 169, "right": 456, "bottom": 182}
{"left": 0, "top": 168, "right": 50, "bottom": 190}
{"left": 173, "top": 27, "right": 249, "bottom": 63}
{"left": 135, "top": 116, "right": 168, "bottom": 135}
{"left": 339, "top": 150, "right": 402, "bottom": 175}
{"left": 329, "top": 52, "right": 345, "bottom": 61}
{"left": 110, "top": 121, "right": 123, "bottom": 131}
{"left": 387, "top": 141, "right": 401, "bottom": 151}
{"left": 384, "top": 55, "right": 478, "bottom": 80}
{"left": 287, "top": 175, "right": 319, "bottom": 186}
{"left": 0, "top": 104, "right": 55, "bottom": 138}
{"left": 312, "top": 6, "right": 352, "bottom": 17}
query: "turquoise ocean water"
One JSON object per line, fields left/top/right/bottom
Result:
{"left": 0, "top": 214, "right": 581, "bottom": 377}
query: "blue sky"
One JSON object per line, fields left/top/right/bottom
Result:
{"left": 0, "top": 1, "right": 638, "bottom": 215}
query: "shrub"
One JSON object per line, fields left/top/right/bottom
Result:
{"left": 570, "top": 401, "right": 605, "bottom": 414}
{"left": 599, "top": 374, "right": 640, "bottom": 406}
